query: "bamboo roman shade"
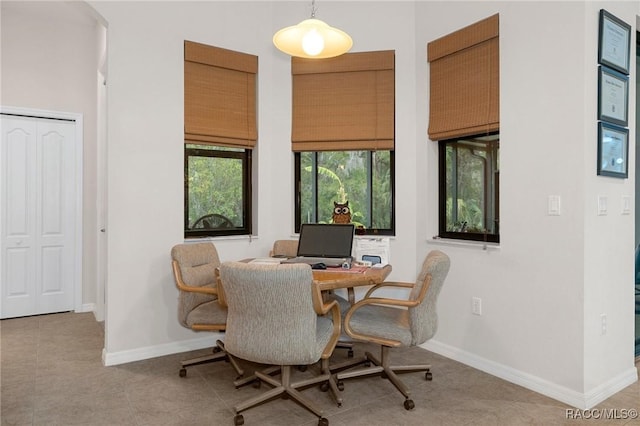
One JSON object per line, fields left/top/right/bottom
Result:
{"left": 427, "top": 14, "right": 499, "bottom": 141}
{"left": 291, "top": 50, "right": 395, "bottom": 152}
{"left": 184, "top": 41, "right": 257, "bottom": 148}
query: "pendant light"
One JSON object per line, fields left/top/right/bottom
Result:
{"left": 273, "top": 0, "right": 353, "bottom": 59}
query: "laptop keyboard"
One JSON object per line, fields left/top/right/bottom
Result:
{"left": 282, "top": 256, "right": 346, "bottom": 267}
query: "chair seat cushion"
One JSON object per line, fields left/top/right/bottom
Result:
{"left": 348, "top": 304, "right": 412, "bottom": 346}
{"left": 186, "top": 300, "right": 228, "bottom": 328}
{"left": 326, "top": 293, "right": 351, "bottom": 315}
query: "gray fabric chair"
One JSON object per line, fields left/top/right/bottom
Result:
{"left": 269, "top": 238, "right": 360, "bottom": 367}
{"left": 336, "top": 250, "right": 451, "bottom": 410}
{"left": 171, "top": 242, "right": 243, "bottom": 378}
{"left": 219, "top": 261, "right": 341, "bottom": 426}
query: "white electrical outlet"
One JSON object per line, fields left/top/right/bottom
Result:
{"left": 472, "top": 297, "right": 482, "bottom": 316}
{"left": 601, "top": 314, "right": 607, "bottom": 335}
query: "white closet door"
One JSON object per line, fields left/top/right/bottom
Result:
{"left": 1, "top": 115, "right": 76, "bottom": 318}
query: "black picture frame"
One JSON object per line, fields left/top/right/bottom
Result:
{"left": 598, "top": 66, "right": 628, "bottom": 126}
{"left": 598, "top": 9, "right": 631, "bottom": 74}
{"left": 597, "top": 122, "right": 628, "bottom": 178}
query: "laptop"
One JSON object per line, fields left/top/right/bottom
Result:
{"left": 281, "top": 223, "right": 355, "bottom": 268}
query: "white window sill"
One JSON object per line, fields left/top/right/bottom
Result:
{"left": 427, "top": 237, "right": 500, "bottom": 251}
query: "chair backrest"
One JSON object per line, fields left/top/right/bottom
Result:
{"left": 271, "top": 239, "right": 299, "bottom": 257}
{"left": 408, "top": 250, "right": 451, "bottom": 345}
{"left": 219, "top": 261, "right": 323, "bottom": 366}
{"left": 171, "top": 242, "right": 221, "bottom": 327}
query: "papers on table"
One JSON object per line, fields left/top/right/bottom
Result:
{"left": 353, "top": 237, "right": 390, "bottom": 265}
{"left": 248, "top": 257, "right": 285, "bottom": 265}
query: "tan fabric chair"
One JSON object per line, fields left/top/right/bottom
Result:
{"left": 171, "top": 242, "right": 242, "bottom": 378}
{"left": 270, "top": 239, "right": 299, "bottom": 257}
{"left": 219, "top": 261, "right": 341, "bottom": 426}
{"left": 336, "top": 250, "right": 451, "bottom": 410}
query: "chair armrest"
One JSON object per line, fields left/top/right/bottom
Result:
{"left": 215, "top": 267, "right": 227, "bottom": 308}
{"left": 342, "top": 294, "right": 418, "bottom": 348}
{"left": 312, "top": 280, "right": 339, "bottom": 316}
{"left": 364, "top": 281, "right": 414, "bottom": 299}
{"left": 172, "top": 260, "right": 219, "bottom": 296}
{"left": 312, "top": 280, "right": 342, "bottom": 359}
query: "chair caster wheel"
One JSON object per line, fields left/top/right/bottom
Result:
{"left": 381, "top": 371, "right": 388, "bottom": 379}
{"left": 347, "top": 349, "right": 354, "bottom": 358}
{"left": 252, "top": 380, "right": 261, "bottom": 389}
{"left": 234, "top": 414, "right": 244, "bottom": 425}
{"left": 364, "top": 361, "right": 371, "bottom": 367}
{"left": 404, "top": 399, "right": 415, "bottom": 410}
{"left": 213, "top": 346, "right": 222, "bottom": 353}
{"left": 425, "top": 371, "right": 433, "bottom": 381}
{"left": 318, "top": 417, "right": 329, "bottom": 426}
{"left": 337, "top": 381, "right": 345, "bottom": 391}
{"left": 320, "top": 382, "right": 329, "bottom": 392}
{"left": 179, "top": 368, "right": 187, "bottom": 377}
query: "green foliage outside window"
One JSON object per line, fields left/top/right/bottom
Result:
{"left": 440, "top": 134, "right": 499, "bottom": 242}
{"left": 185, "top": 144, "right": 250, "bottom": 236}
{"left": 298, "top": 151, "right": 393, "bottom": 233}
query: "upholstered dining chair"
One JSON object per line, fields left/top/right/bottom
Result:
{"left": 269, "top": 238, "right": 361, "bottom": 366}
{"left": 171, "top": 242, "right": 243, "bottom": 379}
{"left": 269, "top": 239, "right": 299, "bottom": 258}
{"left": 219, "top": 261, "right": 341, "bottom": 426}
{"left": 335, "top": 250, "right": 451, "bottom": 410}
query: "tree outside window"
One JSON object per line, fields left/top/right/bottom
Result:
{"left": 439, "top": 134, "right": 499, "bottom": 243}
{"left": 296, "top": 150, "right": 394, "bottom": 235}
{"left": 184, "top": 144, "right": 251, "bottom": 237}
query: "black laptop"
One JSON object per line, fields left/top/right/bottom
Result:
{"left": 282, "top": 223, "right": 355, "bottom": 267}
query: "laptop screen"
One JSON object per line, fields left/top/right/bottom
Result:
{"left": 296, "top": 223, "right": 355, "bottom": 258}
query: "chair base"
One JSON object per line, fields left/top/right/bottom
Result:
{"left": 179, "top": 340, "right": 244, "bottom": 379}
{"left": 335, "top": 345, "right": 432, "bottom": 408}
{"left": 233, "top": 359, "right": 340, "bottom": 425}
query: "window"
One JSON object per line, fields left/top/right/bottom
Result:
{"left": 184, "top": 145, "right": 251, "bottom": 238}
{"left": 291, "top": 50, "right": 395, "bottom": 235}
{"left": 183, "top": 41, "right": 257, "bottom": 238}
{"left": 295, "top": 150, "right": 394, "bottom": 235}
{"left": 439, "top": 133, "right": 499, "bottom": 242}
{"left": 428, "top": 15, "right": 499, "bottom": 243}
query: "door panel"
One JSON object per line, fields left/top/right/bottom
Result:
{"left": 1, "top": 115, "right": 76, "bottom": 318}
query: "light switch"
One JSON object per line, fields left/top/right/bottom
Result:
{"left": 548, "top": 195, "right": 561, "bottom": 216}
{"left": 597, "top": 196, "right": 608, "bottom": 216}
{"left": 621, "top": 196, "right": 631, "bottom": 215}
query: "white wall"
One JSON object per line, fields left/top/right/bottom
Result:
{"left": 0, "top": 1, "right": 101, "bottom": 309}
{"left": 6, "top": 0, "right": 637, "bottom": 409}
{"left": 416, "top": 0, "right": 638, "bottom": 408}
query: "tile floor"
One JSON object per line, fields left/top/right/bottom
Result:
{"left": 1, "top": 312, "right": 638, "bottom": 426}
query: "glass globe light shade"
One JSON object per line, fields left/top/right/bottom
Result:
{"left": 273, "top": 18, "right": 352, "bottom": 59}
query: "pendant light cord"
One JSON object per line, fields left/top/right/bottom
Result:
{"left": 310, "top": 0, "right": 317, "bottom": 18}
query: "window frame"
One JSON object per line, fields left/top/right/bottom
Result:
{"left": 438, "top": 133, "right": 499, "bottom": 243}
{"left": 294, "top": 150, "right": 395, "bottom": 236}
{"left": 184, "top": 144, "right": 252, "bottom": 238}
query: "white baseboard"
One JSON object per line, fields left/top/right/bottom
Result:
{"left": 102, "top": 333, "right": 223, "bottom": 366}
{"left": 421, "top": 339, "right": 638, "bottom": 409}
{"left": 78, "top": 303, "right": 95, "bottom": 313}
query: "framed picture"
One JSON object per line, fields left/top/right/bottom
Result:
{"left": 598, "top": 9, "right": 631, "bottom": 74}
{"left": 597, "top": 122, "right": 628, "bottom": 178}
{"left": 598, "top": 66, "right": 628, "bottom": 126}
